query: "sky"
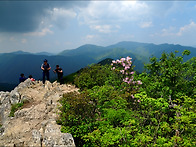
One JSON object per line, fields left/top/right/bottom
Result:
{"left": 1, "top": 0, "right": 196, "bottom": 53}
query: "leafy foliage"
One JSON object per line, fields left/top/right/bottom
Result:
{"left": 57, "top": 50, "right": 196, "bottom": 146}
{"left": 141, "top": 50, "right": 195, "bottom": 102}
{"left": 74, "top": 64, "right": 122, "bottom": 90}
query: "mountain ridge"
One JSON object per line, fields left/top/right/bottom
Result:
{"left": 0, "top": 41, "right": 195, "bottom": 91}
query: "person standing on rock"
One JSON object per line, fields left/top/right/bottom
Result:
{"left": 53, "top": 65, "right": 64, "bottom": 84}
{"left": 41, "top": 59, "right": 51, "bottom": 84}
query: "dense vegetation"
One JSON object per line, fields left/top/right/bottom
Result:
{"left": 57, "top": 50, "right": 196, "bottom": 146}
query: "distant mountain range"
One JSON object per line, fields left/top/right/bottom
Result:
{"left": 0, "top": 41, "right": 195, "bottom": 91}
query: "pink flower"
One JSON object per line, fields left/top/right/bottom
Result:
{"left": 137, "top": 100, "right": 141, "bottom": 103}
{"left": 120, "top": 70, "right": 125, "bottom": 74}
{"left": 126, "top": 56, "right": 132, "bottom": 61}
{"left": 131, "top": 95, "right": 134, "bottom": 98}
{"left": 123, "top": 77, "right": 129, "bottom": 83}
{"left": 130, "top": 71, "right": 134, "bottom": 75}
{"left": 112, "top": 60, "right": 116, "bottom": 63}
{"left": 112, "top": 67, "right": 115, "bottom": 70}
{"left": 121, "top": 58, "right": 126, "bottom": 61}
{"left": 137, "top": 80, "right": 142, "bottom": 85}
{"left": 124, "top": 66, "right": 130, "bottom": 70}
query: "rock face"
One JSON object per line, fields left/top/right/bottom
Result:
{"left": 0, "top": 79, "right": 78, "bottom": 146}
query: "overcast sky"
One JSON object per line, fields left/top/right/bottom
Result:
{"left": 1, "top": 1, "right": 196, "bottom": 53}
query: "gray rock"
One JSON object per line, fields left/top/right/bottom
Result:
{"left": 0, "top": 79, "right": 78, "bottom": 146}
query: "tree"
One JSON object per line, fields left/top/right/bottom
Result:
{"left": 142, "top": 50, "right": 195, "bottom": 103}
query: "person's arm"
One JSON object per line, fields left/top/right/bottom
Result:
{"left": 47, "top": 64, "right": 51, "bottom": 71}
{"left": 58, "top": 68, "right": 63, "bottom": 73}
{"left": 41, "top": 64, "right": 44, "bottom": 70}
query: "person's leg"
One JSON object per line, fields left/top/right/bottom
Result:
{"left": 43, "top": 72, "right": 45, "bottom": 84}
{"left": 60, "top": 75, "right": 64, "bottom": 84}
{"left": 46, "top": 72, "right": 50, "bottom": 81}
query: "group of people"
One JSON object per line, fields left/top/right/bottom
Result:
{"left": 19, "top": 74, "right": 35, "bottom": 83}
{"left": 19, "top": 59, "right": 64, "bottom": 84}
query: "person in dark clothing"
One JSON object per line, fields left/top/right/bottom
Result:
{"left": 19, "top": 73, "right": 26, "bottom": 83}
{"left": 53, "top": 65, "right": 64, "bottom": 84}
{"left": 41, "top": 59, "right": 51, "bottom": 84}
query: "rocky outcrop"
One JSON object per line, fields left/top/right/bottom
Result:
{"left": 0, "top": 79, "right": 78, "bottom": 146}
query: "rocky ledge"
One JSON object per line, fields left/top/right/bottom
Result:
{"left": 0, "top": 79, "right": 78, "bottom": 146}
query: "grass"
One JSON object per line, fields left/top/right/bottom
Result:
{"left": 9, "top": 99, "right": 30, "bottom": 117}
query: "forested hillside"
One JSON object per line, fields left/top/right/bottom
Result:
{"left": 58, "top": 50, "right": 196, "bottom": 146}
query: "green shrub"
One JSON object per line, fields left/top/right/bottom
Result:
{"left": 74, "top": 64, "right": 122, "bottom": 90}
{"left": 58, "top": 52, "right": 196, "bottom": 146}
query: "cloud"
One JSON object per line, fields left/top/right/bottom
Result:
{"left": 24, "top": 28, "right": 53, "bottom": 37}
{"left": 78, "top": 1, "right": 150, "bottom": 25}
{"left": 139, "top": 21, "right": 153, "bottom": 28}
{"left": 86, "top": 35, "right": 95, "bottom": 39}
{"left": 157, "top": 21, "right": 196, "bottom": 37}
{"left": 0, "top": 1, "right": 46, "bottom": 32}
{"left": 0, "top": 1, "right": 89, "bottom": 33}
{"left": 90, "top": 24, "right": 120, "bottom": 33}
{"left": 46, "top": 7, "right": 77, "bottom": 29}
{"left": 77, "top": 1, "right": 151, "bottom": 33}
{"left": 177, "top": 21, "right": 196, "bottom": 36}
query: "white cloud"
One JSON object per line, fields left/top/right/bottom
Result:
{"left": 86, "top": 35, "right": 95, "bottom": 39}
{"left": 177, "top": 21, "right": 196, "bottom": 36}
{"left": 157, "top": 21, "right": 196, "bottom": 37}
{"left": 78, "top": 1, "right": 150, "bottom": 32}
{"left": 24, "top": 28, "right": 53, "bottom": 37}
{"left": 139, "top": 21, "right": 153, "bottom": 28}
{"left": 90, "top": 24, "right": 120, "bottom": 33}
{"left": 47, "top": 7, "right": 77, "bottom": 29}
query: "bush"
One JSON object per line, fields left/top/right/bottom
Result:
{"left": 74, "top": 64, "right": 122, "bottom": 90}
{"left": 58, "top": 51, "right": 196, "bottom": 146}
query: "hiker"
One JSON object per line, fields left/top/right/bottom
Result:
{"left": 53, "top": 65, "right": 64, "bottom": 84}
{"left": 41, "top": 59, "right": 51, "bottom": 84}
{"left": 29, "top": 75, "right": 35, "bottom": 81}
{"left": 19, "top": 73, "right": 26, "bottom": 83}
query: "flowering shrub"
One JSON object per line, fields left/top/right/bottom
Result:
{"left": 111, "top": 56, "right": 142, "bottom": 103}
{"left": 111, "top": 56, "right": 142, "bottom": 86}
